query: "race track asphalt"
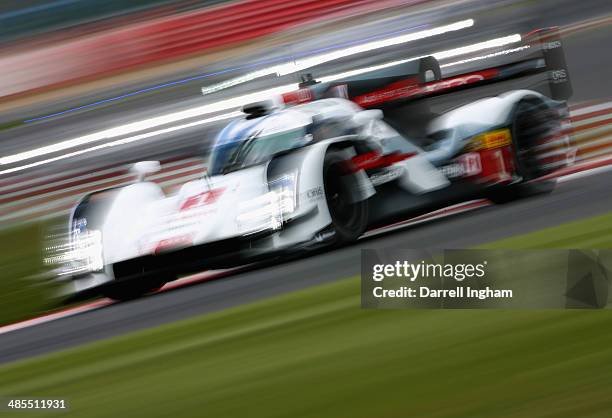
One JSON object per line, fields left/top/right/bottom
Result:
{"left": 0, "top": 0, "right": 610, "bottom": 365}
{"left": 1, "top": 169, "right": 611, "bottom": 364}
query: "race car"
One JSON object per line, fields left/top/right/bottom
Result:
{"left": 51, "top": 27, "right": 574, "bottom": 300}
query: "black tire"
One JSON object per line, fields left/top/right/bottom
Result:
{"left": 323, "top": 151, "right": 368, "bottom": 243}
{"left": 102, "top": 278, "right": 166, "bottom": 301}
{"left": 487, "top": 100, "right": 558, "bottom": 204}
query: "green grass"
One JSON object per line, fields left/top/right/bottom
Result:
{"left": 2, "top": 212, "right": 612, "bottom": 417}
{"left": 482, "top": 211, "right": 612, "bottom": 249}
{"left": 0, "top": 119, "right": 24, "bottom": 132}
{"left": 0, "top": 221, "right": 60, "bottom": 325}
{"left": 2, "top": 278, "right": 612, "bottom": 417}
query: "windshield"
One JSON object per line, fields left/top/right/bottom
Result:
{"left": 209, "top": 126, "right": 311, "bottom": 175}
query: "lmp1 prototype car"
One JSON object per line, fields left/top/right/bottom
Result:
{"left": 52, "top": 27, "right": 574, "bottom": 300}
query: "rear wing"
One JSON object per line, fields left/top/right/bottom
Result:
{"left": 282, "top": 27, "right": 572, "bottom": 108}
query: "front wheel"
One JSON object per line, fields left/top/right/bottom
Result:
{"left": 102, "top": 277, "right": 167, "bottom": 301}
{"left": 323, "top": 152, "right": 369, "bottom": 243}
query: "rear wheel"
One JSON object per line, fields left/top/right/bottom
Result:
{"left": 323, "top": 152, "right": 368, "bottom": 243}
{"left": 487, "top": 100, "right": 558, "bottom": 204}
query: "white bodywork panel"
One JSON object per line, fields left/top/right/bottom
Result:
{"left": 425, "top": 90, "right": 545, "bottom": 165}
{"left": 429, "top": 90, "right": 545, "bottom": 132}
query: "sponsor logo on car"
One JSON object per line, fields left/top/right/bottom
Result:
{"left": 440, "top": 153, "right": 482, "bottom": 178}
{"left": 305, "top": 186, "right": 324, "bottom": 200}
{"left": 370, "top": 166, "right": 404, "bottom": 186}
{"left": 180, "top": 188, "right": 225, "bottom": 211}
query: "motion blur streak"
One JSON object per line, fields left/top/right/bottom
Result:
{"left": 320, "top": 34, "right": 522, "bottom": 81}
{"left": 274, "top": 19, "right": 474, "bottom": 75}
{"left": 202, "top": 19, "right": 474, "bottom": 95}
{"left": 440, "top": 45, "right": 531, "bottom": 68}
{"left": 0, "top": 82, "right": 296, "bottom": 170}
{"left": 1, "top": 31, "right": 521, "bottom": 172}
{"left": 0, "top": 112, "right": 241, "bottom": 176}
{"left": 433, "top": 34, "right": 521, "bottom": 60}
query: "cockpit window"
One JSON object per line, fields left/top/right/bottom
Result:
{"left": 209, "top": 126, "right": 312, "bottom": 175}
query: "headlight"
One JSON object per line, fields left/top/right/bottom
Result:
{"left": 465, "top": 129, "right": 512, "bottom": 151}
{"left": 268, "top": 172, "right": 297, "bottom": 215}
{"left": 45, "top": 221, "right": 104, "bottom": 276}
{"left": 72, "top": 228, "right": 104, "bottom": 273}
{"left": 236, "top": 172, "right": 297, "bottom": 234}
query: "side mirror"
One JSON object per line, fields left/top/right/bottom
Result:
{"left": 130, "top": 161, "right": 161, "bottom": 182}
{"left": 352, "top": 109, "right": 383, "bottom": 126}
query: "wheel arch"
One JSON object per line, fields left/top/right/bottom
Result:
{"left": 69, "top": 182, "right": 165, "bottom": 266}
{"left": 265, "top": 137, "right": 374, "bottom": 246}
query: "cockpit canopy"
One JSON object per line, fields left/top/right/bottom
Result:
{"left": 208, "top": 109, "right": 313, "bottom": 175}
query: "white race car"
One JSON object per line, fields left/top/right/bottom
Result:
{"left": 54, "top": 27, "right": 574, "bottom": 300}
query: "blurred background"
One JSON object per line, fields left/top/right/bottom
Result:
{"left": 0, "top": 2, "right": 611, "bottom": 417}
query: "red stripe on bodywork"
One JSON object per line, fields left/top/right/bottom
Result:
{"left": 349, "top": 151, "right": 416, "bottom": 172}
{"left": 282, "top": 88, "right": 315, "bottom": 105}
{"left": 353, "top": 69, "right": 500, "bottom": 108}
